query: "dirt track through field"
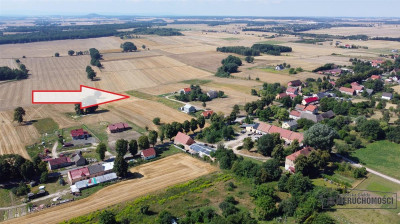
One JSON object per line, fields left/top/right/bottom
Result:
{"left": 4, "top": 154, "right": 217, "bottom": 224}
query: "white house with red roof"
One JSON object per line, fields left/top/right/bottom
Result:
{"left": 67, "top": 167, "right": 90, "bottom": 184}
{"left": 303, "top": 105, "right": 318, "bottom": 114}
{"left": 252, "top": 122, "right": 304, "bottom": 144}
{"left": 301, "top": 97, "right": 318, "bottom": 105}
{"left": 179, "top": 87, "right": 192, "bottom": 94}
{"left": 141, "top": 148, "right": 156, "bottom": 160}
{"left": 285, "top": 147, "right": 314, "bottom": 173}
{"left": 289, "top": 110, "right": 301, "bottom": 120}
{"left": 70, "top": 129, "right": 90, "bottom": 140}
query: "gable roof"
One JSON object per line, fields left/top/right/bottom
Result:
{"left": 69, "top": 167, "right": 90, "bottom": 180}
{"left": 70, "top": 129, "right": 88, "bottom": 137}
{"left": 382, "top": 92, "right": 393, "bottom": 98}
{"left": 269, "top": 126, "right": 292, "bottom": 139}
{"left": 286, "top": 147, "right": 314, "bottom": 161}
{"left": 88, "top": 164, "right": 104, "bottom": 175}
{"left": 288, "top": 132, "right": 304, "bottom": 142}
{"left": 303, "top": 97, "right": 318, "bottom": 104}
{"left": 304, "top": 105, "right": 317, "bottom": 112}
{"left": 283, "top": 120, "right": 297, "bottom": 127}
{"left": 202, "top": 110, "right": 214, "bottom": 117}
{"left": 300, "top": 112, "right": 323, "bottom": 123}
{"left": 256, "top": 122, "right": 272, "bottom": 133}
{"left": 339, "top": 87, "right": 354, "bottom": 94}
{"left": 142, "top": 148, "right": 156, "bottom": 158}
{"left": 182, "top": 87, "right": 191, "bottom": 93}
{"left": 288, "top": 80, "right": 302, "bottom": 86}
{"left": 371, "top": 75, "right": 381, "bottom": 80}
{"left": 277, "top": 93, "right": 288, "bottom": 98}
{"left": 71, "top": 154, "right": 85, "bottom": 163}
{"left": 286, "top": 87, "right": 298, "bottom": 93}
{"left": 174, "top": 132, "right": 196, "bottom": 145}
{"left": 352, "top": 85, "right": 364, "bottom": 91}
{"left": 290, "top": 110, "right": 301, "bottom": 117}
{"left": 48, "top": 157, "right": 71, "bottom": 166}
{"left": 321, "top": 110, "right": 335, "bottom": 119}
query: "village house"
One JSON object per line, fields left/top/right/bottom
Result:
{"left": 202, "top": 110, "right": 214, "bottom": 118}
{"left": 282, "top": 120, "right": 298, "bottom": 130}
{"left": 288, "top": 80, "right": 302, "bottom": 87}
{"left": 71, "top": 173, "right": 118, "bottom": 193}
{"left": 250, "top": 122, "right": 304, "bottom": 144}
{"left": 67, "top": 167, "right": 90, "bottom": 184}
{"left": 71, "top": 152, "right": 86, "bottom": 166}
{"left": 301, "top": 97, "right": 318, "bottom": 105}
{"left": 318, "top": 68, "right": 342, "bottom": 76}
{"left": 70, "top": 129, "right": 90, "bottom": 140}
{"left": 313, "top": 92, "right": 329, "bottom": 99}
{"left": 141, "top": 148, "right": 156, "bottom": 160}
{"left": 286, "top": 87, "right": 298, "bottom": 95}
{"left": 275, "top": 65, "right": 284, "bottom": 70}
{"left": 181, "top": 104, "right": 196, "bottom": 113}
{"left": 48, "top": 157, "right": 74, "bottom": 171}
{"left": 339, "top": 87, "right": 355, "bottom": 96}
{"left": 207, "top": 90, "right": 218, "bottom": 99}
{"left": 299, "top": 110, "right": 334, "bottom": 123}
{"left": 371, "top": 59, "right": 384, "bottom": 68}
{"left": 370, "top": 75, "right": 381, "bottom": 80}
{"left": 275, "top": 92, "right": 288, "bottom": 100}
{"left": 285, "top": 147, "right": 314, "bottom": 173}
{"left": 67, "top": 161, "right": 115, "bottom": 184}
{"left": 174, "top": 132, "right": 196, "bottom": 150}
{"left": 303, "top": 105, "right": 318, "bottom": 114}
{"left": 289, "top": 110, "right": 301, "bottom": 120}
{"left": 382, "top": 92, "right": 393, "bottom": 100}
{"left": 107, "top": 122, "right": 130, "bottom": 133}
{"left": 179, "top": 87, "right": 191, "bottom": 94}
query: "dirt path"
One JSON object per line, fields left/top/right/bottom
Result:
{"left": 4, "top": 154, "right": 217, "bottom": 224}
{"left": 51, "top": 141, "right": 58, "bottom": 158}
{"left": 224, "top": 132, "right": 270, "bottom": 162}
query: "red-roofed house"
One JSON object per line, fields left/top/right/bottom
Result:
{"left": 289, "top": 110, "right": 301, "bottom": 120}
{"left": 288, "top": 132, "right": 304, "bottom": 144}
{"left": 352, "top": 85, "right": 364, "bottom": 94}
{"left": 255, "top": 122, "right": 272, "bottom": 134}
{"left": 202, "top": 110, "right": 214, "bottom": 118}
{"left": 288, "top": 80, "right": 302, "bottom": 87}
{"left": 70, "top": 129, "right": 90, "bottom": 140}
{"left": 303, "top": 105, "right": 318, "bottom": 114}
{"left": 301, "top": 97, "right": 318, "bottom": 105}
{"left": 107, "top": 122, "right": 131, "bottom": 133}
{"left": 252, "top": 122, "right": 304, "bottom": 144}
{"left": 329, "top": 81, "right": 336, "bottom": 87}
{"left": 67, "top": 167, "right": 90, "bottom": 184}
{"left": 48, "top": 157, "right": 73, "bottom": 170}
{"left": 286, "top": 87, "right": 298, "bottom": 95}
{"left": 285, "top": 147, "right": 314, "bottom": 172}
{"left": 275, "top": 92, "right": 288, "bottom": 100}
{"left": 179, "top": 88, "right": 192, "bottom": 94}
{"left": 174, "top": 132, "right": 195, "bottom": 149}
{"left": 370, "top": 75, "right": 381, "bottom": 80}
{"left": 371, "top": 59, "right": 384, "bottom": 68}
{"left": 141, "top": 148, "right": 156, "bottom": 160}
{"left": 339, "top": 87, "right": 355, "bottom": 96}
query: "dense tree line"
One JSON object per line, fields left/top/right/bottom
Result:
{"left": 251, "top": 43, "right": 292, "bottom": 56}
{"left": 0, "top": 65, "right": 28, "bottom": 81}
{"left": 129, "top": 28, "right": 183, "bottom": 36}
{"left": 312, "top": 63, "right": 335, "bottom": 72}
{"left": 216, "top": 46, "right": 260, "bottom": 56}
{"left": 215, "top": 55, "right": 242, "bottom": 78}
{"left": 175, "top": 85, "right": 224, "bottom": 102}
{"left": 196, "top": 113, "right": 234, "bottom": 143}
{"left": 0, "top": 154, "right": 48, "bottom": 182}
{"left": 0, "top": 22, "right": 165, "bottom": 44}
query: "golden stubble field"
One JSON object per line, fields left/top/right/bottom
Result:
{"left": 302, "top": 25, "right": 400, "bottom": 38}
{"left": 4, "top": 154, "right": 217, "bottom": 224}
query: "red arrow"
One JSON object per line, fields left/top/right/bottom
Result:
{"left": 32, "top": 85, "right": 130, "bottom": 109}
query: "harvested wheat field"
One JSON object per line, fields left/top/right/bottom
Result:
{"left": 168, "top": 51, "right": 227, "bottom": 72}
{"left": 0, "top": 111, "right": 38, "bottom": 159}
{"left": 302, "top": 25, "right": 400, "bottom": 38}
{"left": 5, "top": 154, "right": 217, "bottom": 224}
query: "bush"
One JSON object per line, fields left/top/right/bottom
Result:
{"left": 353, "top": 167, "right": 367, "bottom": 178}
{"left": 153, "top": 117, "right": 161, "bottom": 125}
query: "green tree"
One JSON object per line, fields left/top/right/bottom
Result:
{"left": 74, "top": 104, "right": 84, "bottom": 115}
{"left": 197, "top": 116, "right": 205, "bottom": 129}
{"left": 245, "top": 56, "right": 254, "bottom": 63}
{"left": 157, "top": 211, "right": 175, "bottom": 224}
{"left": 40, "top": 171, "right": 48, "bottom": 183}
{"left": 304, "top": 123, "right": 338, "bottom": 151}
{"left": 242, "top": 137, "right": 253, "bottom": 150}
{"left": 286, "top": 173, "right": 313, "bottom": 196}
{"left": 115, "top": 139, "right": 128, "bottom": 156}
{"left": 114, "top": 155, "right": 128, "bottom": 177}
{"left": 128, "top": 139, "right": 138, "bottom": 156}
{"left": 121, "top": 42, "right": 137, "bottom": 52}
{"left": 271, "top": 144, "right": 285, "bottom": 161}
{"left": 190, "top": 118, "right": 198, "bottom": 133}
{"left": 142, "top": 45, "right": 146, "bottom": 50}
{"left": 13, "top": 107, "right": 25, "bottom": 124}
{"left": 99, "top": 210, "right": 117, "bottom": 224}
{"left": 257, "top": 134, "right": 280, "bottom": 156}
{"left": 275, "top": 108, "right": 289, "bottom": 121}
{"left": 153, "top": 117, "right": 161, "bottom": 125}
{"left": 96, "top": 143, "right": 107, "bottom": 161}
{"left": 20, "top": 161, "right": 35, "bottom": 181}
{"left": 164, "top": 124, "right": 175, "bottom": 140}
{"left": 138, "top": 135, "right": 150, "bottom": 150}
{"left": 148, "top": 130, "right": 158, "bottom": 146}
{"left": 68, "top": 50, "right": 75, "bottom": 56}
{"left": 158, "top": 128, "right": 165, "bottom": 143}
{"left": 54, "top": 52, "right": 59, "bottom": 57}
{"left": 86, "top": 66, "right": 96, "bottom": 80}
{"left": 183, "top": 120, "right": 190, "bottom": 133}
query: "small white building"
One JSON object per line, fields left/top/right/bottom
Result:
{"left": 181, "top": 104, "right": 196, "bottom": 113}
{"left": 382, "top": 92, "right": 393, "bottom": 100}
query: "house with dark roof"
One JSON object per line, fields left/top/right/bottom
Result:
{"left": 282, "top": 120, "right": 298, "bottom": 130}
{"left": 286, "top": 87, "right": 298, "bottom": 95}
{"left": 207, "top": 90, "right": 218, "bottom": 99}
{"left": 107, "top": 122, "right": 130, "bottom": 133}
{"left": 70, "top": 129, "right": 90, "bottom": 140}
{"left": 288, "top": 80, "right": 302, "bottom": 87}
{"left": 300, "top": 110, "right": 335, "bottom": 123}
{"left": 285, "top": 147, "right": 314, "bottom": 173}
{"left": 141, "top": 148, "right": 156, "bottom": 160}
{"left": 174, "top": 132, "right": 196, "bottom": 149}
{"left": 275, "top": 92, "right": 288, "bottom": 100}
{"left": 71, "top": 153, "right": 86, "bottom": 167}
{"left": 382, "top": 92, "right": 393, "bottom": 100}
{"left": 48, "top": 157, "right": 74, "bottom": 170}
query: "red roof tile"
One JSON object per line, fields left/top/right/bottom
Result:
{"left": 304, "top": 97, "right": 318, "bottom": 104}
{"left": 70, "top": 129, "right": 88, "bottom": 137}
{"left": 202, "top": 110, "right": 214, "bottom": 117}
{"left": 256, "top": 122, "right": 272, "bottom": 133}
{"left": 286, "top": 147, "right": 313, "bottom": 161}
{"left": 69, "top": 167, "right": 90, "bottom": 180}
{"left": 304, "top": 105, "right": 317, "bottom": 112}
{"left": 174, "top": 132, "right": 195, "bottom": 145}
{"left": 339, "top": 87, "right": 354, "bottom": 94}
{"left": 183, "top": 88, "right": 191, "bottom": 93}
{"left": 290, "top": 110, "right": 301, "bottom": 117}
{"left": 142, "top": 148, "right": 156, "bottom": 158}
{"left": 371, "top": 75, "right": 381, "bottom": 80}
{"left": 289, "top": 132, "right": 304, "bottom": 143}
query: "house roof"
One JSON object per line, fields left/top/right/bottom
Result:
{"left": 277, "top": 93, "right": 288, "bottom": 98}
{"left": 190, "top": 143, "right": 216, "bottom": 156}
{"left": 288, "top": 80, "right": 302, "bottom": 86}
{"left": 256, "top": 122, "right": 272, "bottom": 133}
{"left": 286, "top": 87, "right": 298, "bottom": 93}
{"left": 300, "top": 112, "right": 323, "bottom": 123}
{"left": 70, "top": 129, "right": 88, "bottom": 137}
{"left": 183, "top": 104, "right": 195, "bottom": 109}
{"left": 269, "top": 126, "right": 292, "bottom": 139}
{"left": 69, "top": 167, "right": 90, "bottom": 180}
{"left": 88, "top": 164, "right": 104, "bottom": 175}
{"left": 202, "top": 110, "right": 214, "bottom": 117}
{"left": 283, "top": 120, "right": 297, "bottom": 127}
{"left": 304, "top": 105, "right": 317, "bottom": 112}
{"left": 352, "top": 85, "right": 364, "bottom": 91}
{"left": 303, "top": 97, "right": 318, "bottom": 104}
{"left": 174, "top": 132, "right": 196, "bottom": 145}
{"left": 48, "top": 157, "right": 71, "bottom": 166}
{"left": 371, "top": 75, "right": 381, "bottom": 80}
{"left": 329, "top": 81, "right": 336, "bottom": 86}
{"left": 142, "top": 148, "right": 156, "bottom": 158}
{"left": 295, "top": 104, "right": 306, "bottom": 110}
{"left": 321, "top": 110, "right": 335, "bottom": 119}
{"left": 290, "top": 110, "right": 301, "bottom": 117}
{"left": 288, "top": 132, "right": 304, "bottom": 142}
{"left": 382, "top": 92, "right": 393, "bottom": 97}
{"left": 339, "top": 87, "right": 354, "bottom": 94}
{"left": 286, "top": 147, "right": 314, "bottom": 161}
{"left": 182, "top": 87, "right": 191, "bottom": 93}
{"left": 71, "top": 154, "right": 85, "bottom": 163}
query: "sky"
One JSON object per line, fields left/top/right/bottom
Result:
{"left": 0, "top": 0, "right": 399, "bottom": 17}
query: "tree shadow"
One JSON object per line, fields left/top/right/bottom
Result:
{"left": 127, "top": 172, "right": 144, "bottom": 179}
{"left": 24, "top": 120, "right": 38, "bottom": 126}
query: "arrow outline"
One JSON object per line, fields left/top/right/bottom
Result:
{"left": 32, "top": 85, "right": 130, "bottom": 109}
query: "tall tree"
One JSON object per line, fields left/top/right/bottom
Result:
{"left": 96, "top": 143, "right": 107, "bottom": 161}
{"left": 120, "top": 42, "right": 137, "bottom": 52}
{"left": 190, "top": 118, "right": 198, "bottom": 133}
{"left": 115, "top": 139, "right": 128, "bottom": 157}
{"left": 183, "top": 120, "right": 190, "bottom": 133}
{"left": 74, "top": 104, "right": 84, "bottom": 115}
{"left": 128, "top": 139, "right": 138, "bottom": 156}
{"left": 304, "top": 124, "right": 338, "bottom": 151}
{"left": 138, "top": 135, "right": 150, "bottom": 150}
{"left": 197, "top": 116, "right": 205, "bottom": 130}
{"left": 113, "top": 155, "right": 128, "bottom": 177}
{"left": 148, "top": 130, "right": 158, "bottom": 147}
{"left": 13, "top": 107, "right": 25, "bottom": 124}
{"left": 68, "top": 50, "right": 75, "bottom": 56}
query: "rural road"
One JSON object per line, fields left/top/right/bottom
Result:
{"left": 336, "top": 154, "right": 400, "bottom": 185}
{"left": 51, "top": 141, "right": 58, "bottom": 158}
{"left": 165, "top": 95, "right": 203, "bottom": 111}
{"left": 224, "top": 132, "right": 270, "bottom": 162}
{"left": 0, "top": 190, "right": 70, "bottom": 210}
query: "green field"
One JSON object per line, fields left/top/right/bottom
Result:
{"left": 33, "top": 118, "right": 59, "bottom": 135}
{"left": 126, "top": 90, "right": 184, "bottom": 110}
{"left": 351, "top": 140, "right": 400, "bottom": 179}
{"left": 221, "top": 37, "right": 241, "bottom": 41}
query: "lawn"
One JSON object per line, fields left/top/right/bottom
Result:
{"left": 126, "top": 90, "right": 184, "bottom": 110}
{"left": 181, "top": 79, "right": 212, "bottom": 86}
{"left": 32, "top": 118, "right": 59, "bottom": 135}
{"left": 259, "top": 67, "right": 290, "bottom": 75}
{"left": 221, "top": 37, "right": 242, "bottom": 41}
{"left": 351, "top": 140, "right": 400, "bottom": 179}
{"left": 0, "top": 189, "right": 12, "bottom": 207}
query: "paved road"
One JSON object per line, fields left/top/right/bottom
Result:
{"left": 336, "top": 154, "right": 400, "bottom": 185}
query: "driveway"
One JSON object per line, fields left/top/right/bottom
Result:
{"left": 224, "top": 131, "right": 270, "bottom": 162}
